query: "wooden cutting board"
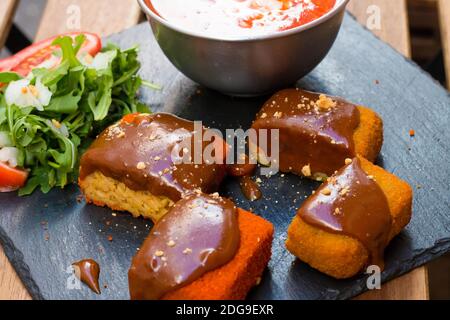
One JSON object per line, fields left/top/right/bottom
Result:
{"left": 0, "top": 14, "right": 449, "bottom": 300}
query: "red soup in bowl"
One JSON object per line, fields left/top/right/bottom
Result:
{"left": 146, "top": 0, "right": 337, "bottom": 39}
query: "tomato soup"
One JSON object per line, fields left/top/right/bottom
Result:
{"left": 146, "top": 0, "right": 337, "bottom": 39}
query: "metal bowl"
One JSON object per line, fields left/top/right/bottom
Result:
{"left": 138, "top": 0, "right": 350, "bottom": 96}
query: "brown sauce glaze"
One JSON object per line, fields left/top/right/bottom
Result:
{"left": 72, "top": 259, "right": 101, "bottom": 294}
{"left": 128, "top": 192, "right": 240, "bottom": 300}
{"left": 299, "top": 158, "right": 392, "bottom": 269}
{"left": 227, "top": 163, "right": 257, "bottom": 177}
{"left": 239, "top": 176, "right": 262, "bottom": 202}
{"left": 251, "top": 89, "right": 360, "bottom": 177}
{"left": 80, "top": 113, "right": 227, "bottom": 202}
{"left": 226, "top": 154, "right": 261, "bottom": 201}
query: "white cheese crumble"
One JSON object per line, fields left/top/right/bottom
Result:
{"left": 5, "top": 78, "right": 52, "bottom": 111}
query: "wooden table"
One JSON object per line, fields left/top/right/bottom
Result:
{"left": 0, "top": 0, "right": 430, "bottom": 300}
{"left": 438, "top": 0, "right": 450, "bottom": 89}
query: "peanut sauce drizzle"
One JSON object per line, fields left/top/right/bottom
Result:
{"left": 299, "top": 158, "right": 392, "bottom": 269}
{"left": 128, "top": 192, "right": 240, "bottom": 300}
{"left": 79, "top": 113, "right": 227, "bottom": 202}
{"left": 252, "top": 88, "right": 360, "bottom": 177}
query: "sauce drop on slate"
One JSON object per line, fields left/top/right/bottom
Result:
{"left": 72, "top": 259, "right": 101, "bottom": 294}
{"left": 239, "top": 176, "right": 262, "bottom": 201}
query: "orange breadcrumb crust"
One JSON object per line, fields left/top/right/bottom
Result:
{"left": 162, "top": 208, "right": 274, "bottom": 300}
{"left": 354, "top": 106, "right": 384, "bottom": 162}
{"left": 286, "top": 156, "right": 413, "bottom": 279}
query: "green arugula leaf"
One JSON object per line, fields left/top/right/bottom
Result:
{"left": 0, "top": 35, "right": 155, "bottom": 195}
{"left": 0, "top": 72, "right": 22, "bottom": 84}
{"left": 45, "top": 92, "right": 81, "bottom": 114}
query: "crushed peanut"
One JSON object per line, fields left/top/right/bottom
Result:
{"left": 316, "top": 94, "right": 337, "bottom": 110}
{"left": 136, "top": 162, "right": 146, "bottom": 170}
{"left": 155, "top": 250, "right": 164, "bottom": 257}
{"left": 339, "top": 186, "right": 350, "bottom": 196}
{"left": 301, "top": 164, "right": 312, "bottom": 177}
{"left": 273, "top": 111, "right": 283, "bottom": 119}
{"left": 167, "top": 240, "right": 176, "bottom": 247}
{"left": 211, "top": 192, "right": 220, "bottom": 199}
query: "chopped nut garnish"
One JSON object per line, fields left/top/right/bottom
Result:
{"left": 211, "top": 192, "right": 220, "bottom": 199}
{"left": 339, "top": 186, "right": 350, "bottom": 196}
{"left": 154, "top": 156, "right": 161, "bottom": 161}
{"left": 183, "top": 248, "right": 193, "bottom": 255}
{"left": 316, "top": 94, "right": 337, "bottom": 110}
{"left": 334, "top": 208, "right": 341, "bottom": 215}
{"left": 301, "top": 164, "right": 312, "bottom": 177}
{"left": 167, "top": 240, "right": 176, "bottom": 247}
{"left": 117, "top": 131, "right": 126, "bottom": 138}
{"left": 260, "top": 113, "right": 267, "bottom": 119}
{"left": 155, "top": 250, "right": 164, "bottom": 257}
{"left": 136, "top": 162, "right": 146, "bottom": 170}
{"left": 273, "top": 111, "right": 283, "bottom": 119}
{"left": 321, "top": 188, "right": 332, "bottom": 196}
{"left": 345, "top": 158, "right": 353, "bottom": 165}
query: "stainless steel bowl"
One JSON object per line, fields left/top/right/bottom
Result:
{"left": 138, "top": 0, "right": 350, "bottom": 96}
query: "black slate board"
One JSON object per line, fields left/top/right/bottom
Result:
{"left": 1, "top": 13, "right": 450, "bottom": 300}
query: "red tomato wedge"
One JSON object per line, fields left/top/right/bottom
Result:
{"left": 0, "top": 162, "right": 28, "bottom": 192}
{"left": 0, "top": 32, "right": 102, "bottom": 76}
{"left": 0, "top": 55, "right": 20, "bottom": 72}
{"left": 121, "top": 113, "right": 141, "bottom": 124}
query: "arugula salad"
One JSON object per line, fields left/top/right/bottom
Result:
{"left": 0, "top": 33, "right": 156, "bottom": 195}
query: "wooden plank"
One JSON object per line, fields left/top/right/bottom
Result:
{"left": 35, "top": 0, "right": 142, "bottom": 41}
{"left": 356, "top": 267, "right": 429, "bottom": 300}
{"left": 0, "top": 0, "right": 19, "bottom": 49}
{"left": 348, "top": 0, "right": 428, "bottom": 301}
{"left": 438, "top": 0, "right": 450, "bottom": 89}
{"left": 0, "top": 0, "right": 141, "bottom": 300}
{"left": 0, "top": 250, "right": 31, "bottom": 300}
{"left": 347, "top": 0, "right": 411, "bottom": 57}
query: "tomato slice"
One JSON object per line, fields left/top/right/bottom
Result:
{"left": 121, "top": 113, "right": 141, "bottom": 124}
{"left": 0, "top": 32, "right": 102, "bottom": 77}
{"left": 0, "top": 162, "right": 28, "bottom": 192}
{"left": 0, "top": 55, "right": 20, "bottom": 72}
